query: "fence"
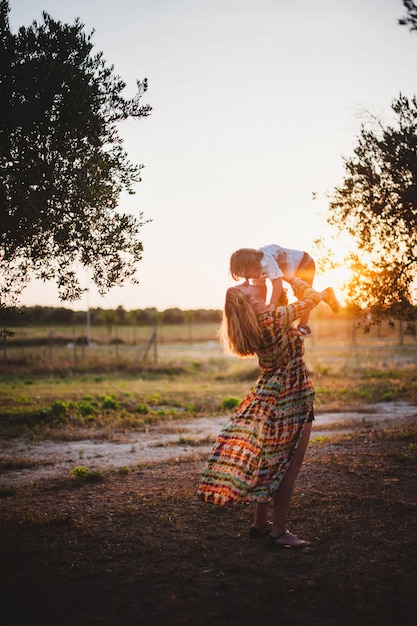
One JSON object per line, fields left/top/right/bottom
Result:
{"left": 1, "top": 316, "right": 415, "bottom": 372}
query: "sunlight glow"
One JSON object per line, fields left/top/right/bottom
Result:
{"left": 8, "top": 0, "right": 417, "bottom": 311}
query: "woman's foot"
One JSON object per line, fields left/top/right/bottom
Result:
{"left": 249, "top": 521, "right": 272, "bottom": 538}
{"left": 267, "top": 530, "right": 312, "bottom": 549}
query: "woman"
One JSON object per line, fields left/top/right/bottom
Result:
{"left": 197, "top": 273, "right": 335, "bottom": 549}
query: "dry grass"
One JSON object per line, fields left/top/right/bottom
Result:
{"left": 1, "top": 316, "right": 417, "bottom": 441}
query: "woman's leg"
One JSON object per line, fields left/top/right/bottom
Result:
{"left": 270, "top": 422, "right": 312, "bottom": 546}
{"left": 253, "top": 502, "right": 269, "bottom": 529}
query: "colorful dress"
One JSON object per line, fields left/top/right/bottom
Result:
{"left": 197, "top": 280, "right": 321, "bottom": 508}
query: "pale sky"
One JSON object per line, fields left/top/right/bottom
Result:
{"left": 8, "top": 0, "right": 417, "bottom": 311}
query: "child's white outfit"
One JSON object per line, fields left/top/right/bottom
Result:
{"left": 253, "top": 245, "right": 338, "bottom": 338}
{"left": 258, "top": 245, "right": 307, "bottom": 281}
{"left": 258, "top": 245, "right": 314, "bottom": 338}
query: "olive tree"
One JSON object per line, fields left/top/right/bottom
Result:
{"left": 0, "top": 1, "right": 151, "bottom": 308}
{"left": 326, "top": 94, "right": 417, "bottom": 332}
{"left": 399, "top": 0, "right": 417, "bottom": 31}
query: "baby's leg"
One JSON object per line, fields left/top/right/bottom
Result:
{"left": 296, "top": 254, "right": 315, "bottom": 286}
{"left": 296, "top": 255, "right": 316, "bottom": 326}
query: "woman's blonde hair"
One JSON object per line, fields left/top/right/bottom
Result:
{"left": 229, "top": 248, "right": 263, "bottom": 281}
{"left": 218, "top": 287, "right": 265, "bottom": 357}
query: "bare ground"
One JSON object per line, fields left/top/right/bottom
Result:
{"left": 1, "top": 419, "right": 416, "bottom": 626}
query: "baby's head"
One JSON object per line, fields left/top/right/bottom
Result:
{"left": 229, "top": 248, "right": 263, "bottom": 281}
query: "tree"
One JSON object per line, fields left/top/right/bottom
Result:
{"left": 0, "top": 1, "right": 151, "bottom": 308}
{"left": 399, "top": 0, "right": 417, "bottom": 31}
{"left": 326, "top": 94, "right": 417, "bottom": 332}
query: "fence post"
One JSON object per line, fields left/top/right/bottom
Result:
{"left": 398, "top": 319, "right": 404, "bottom": 346}
{"left": 72, "top": 326, "right": 77, "bottom": 369}
{"left": 133, "top": 327, "right": 158, "bottom": 365}
{"left": 153, "top": 325, "right": 158, "bottom": 364}
{"left": 1, "top": 328, "right": 14, "bottom": 369}
{"left": 2, "top": 328, "right": 8, "bottom": 368}
{"left": 142, "top": 328, "right": 157, "bottom": 364}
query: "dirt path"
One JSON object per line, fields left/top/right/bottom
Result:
{"left": 1, "top": 402, "right": 416, "bottom": 486}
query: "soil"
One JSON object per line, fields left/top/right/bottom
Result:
{"left": 3, "top": 402, "right": 416, "bottom": 486}
{"left": 1, "top": 417, "right": 416, "bottom": 626}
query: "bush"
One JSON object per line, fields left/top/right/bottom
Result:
{"left": 76, "top": 401, "right": 95, "bottom": 417}
{"left": 71, "top": 466, "right": 103, "bottom": 482}
{"left": 101, "top": 395, "right": 119, "bottom": 410}
{"left": 221, "top": 396, "right": 241, "bottom": 410}
{"left": 49, "top": 400, "right": 68, "bottom": 418}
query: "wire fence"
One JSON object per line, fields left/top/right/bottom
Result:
{"left": 1, "top": 317, "right": 415, "bottom": 373}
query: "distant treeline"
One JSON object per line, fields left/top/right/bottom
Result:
{"left": 1, "top": 305, "right": 222, "bottom": 327}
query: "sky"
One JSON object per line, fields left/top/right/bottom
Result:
{"left": 8, "top": 0, "right": 417, "bottom": 311}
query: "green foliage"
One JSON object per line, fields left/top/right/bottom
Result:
{"left": 71, "top": 466, "right": 102, "bottom": 481}
{"left": 101, "top": 395, "right": 119, "bottom": 410}
{"left": 0, "top": 0, "right": 151, "bottom": 307}
{"left": 76, "top": 401, "right": 96, "bottom": 417}
{"left": 1, "top": 329, "right": 417, "bottom": 440}
{"left": 156, "top": 407, "right": 178, "bottom": 417}
{"left": 0, "top": 304, "right": 222, "bottom": 327}
{"left": 327, "top": 94, "right": 417, "bottom": 332}
{"left": 71, "top": 466, "right": 89, "bottom": 478}
{"left": 399, "top": 0, "right": 417, "bottom": 30}
{"left": 221, "top": 396, "right": 241, "bottom": 410}
{"left": 136, "top": 403, "right": 150, "bottom": 414}
{"left": 310, "top": 436, "right": 329, "bottom": 445}
{"left": 49, "top": 400, "right": 68, "bottom": 419}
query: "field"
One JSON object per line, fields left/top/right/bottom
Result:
{"left": 1, "top": 313, "right": 417, "bottom": 625}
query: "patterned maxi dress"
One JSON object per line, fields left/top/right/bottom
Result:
{"left": 197, "top": 281, "right": 321, "bottom": 507}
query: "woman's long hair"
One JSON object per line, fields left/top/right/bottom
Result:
{"left": 218, "top": 287, "right": 265, "bottom": 357}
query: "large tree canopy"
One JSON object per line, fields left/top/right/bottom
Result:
{"left": 0, "top": 0, "right": 151, "bottom": 307}
{"left": 326, "top": 94, "right": 417, "bottom": 331}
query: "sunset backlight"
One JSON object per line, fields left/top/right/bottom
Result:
{"left": 8, "top": 0, "right": 417, "bottom": 312}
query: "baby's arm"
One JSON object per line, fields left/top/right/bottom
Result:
{"left": 271, "top": 278, "right": 322, "bottom": 327}
{"left": 269, "top": 277, "right": 284, "bottom": 306}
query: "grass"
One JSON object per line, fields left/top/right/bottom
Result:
{"left": 0, "top": 316, "right": 416, "bottom": 441}
{"left": 1, "top": 315, "right": 416, "bottom": 626}
{"left": 0, "top": 456, "right": 39, "bottom": 470}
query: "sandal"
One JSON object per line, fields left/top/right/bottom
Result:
{"left": 249, "top": 521, "right": 272, "bottom": 539}
{"left": 267, "top": 530, "right": 312, "bottom": 549}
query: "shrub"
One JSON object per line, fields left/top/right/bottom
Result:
{"left": 76, "top": 401, "right": 95, "bottom": 417}
{"left": 49, "top": 400, "right": 68, "bottom": 418}
{"left": 71, "top": 466, "right": 90, "bottom": 479}
{"left": 137, "top": 403, "right": 150, "bottom": 414}
{"left": 71, "top": 466, "right": 103, "bottom": 482}
{"left": 221, "top": 396, "right": 241, "bottom": 410}
{"left": 101, "top": 395, "right": 119, "bottom": 410}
